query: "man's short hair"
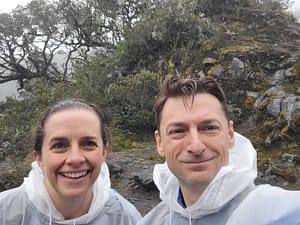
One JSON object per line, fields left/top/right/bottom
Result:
{"left": 154, "top": 74, "right": 230, "bottom": 131}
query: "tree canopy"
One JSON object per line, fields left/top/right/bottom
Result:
{"left": 0, "top": 0, "right": 299, "bottom": 162}
{"left": 0, "top": 0, "right": 146, "bottom": 87}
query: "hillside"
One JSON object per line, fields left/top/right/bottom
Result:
{"left": 0, "top": 0, "right": 300, "bottom": 215}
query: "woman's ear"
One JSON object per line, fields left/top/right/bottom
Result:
{"left": 32, "top": 151, "right": 44, "bottom": 169}
{"left": 155, "top": 130, "right": 165, "bottom": 157}
{"left": 103, "top": 144, "right": 110, "bottom": 159}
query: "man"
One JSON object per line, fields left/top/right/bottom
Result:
{"left": 137, "top": 75, "right": 300, "bottom": 225}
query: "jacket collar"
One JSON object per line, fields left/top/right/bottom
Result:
{"left": 24, "top": 161, "right": 111, "bottom": 224}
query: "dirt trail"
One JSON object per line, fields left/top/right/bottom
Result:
{"left": 107, "top": 149, "right": 161, "bottom": 216}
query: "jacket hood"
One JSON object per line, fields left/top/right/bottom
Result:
{"left": 153, "top": 132, "right": 257, "bottom": 219}
{"left": 24, "top": 161, "right": 111, "bottom": 224}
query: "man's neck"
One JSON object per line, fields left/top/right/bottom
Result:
{"left": 177, "top": 188, "right": 186, "bottom": 208}
{"left": 179, "top": 184, "right": 207, "bottom": 207}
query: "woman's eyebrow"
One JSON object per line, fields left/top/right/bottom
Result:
{"left": 48, "top": 137, "right": 67, "bottom": 144}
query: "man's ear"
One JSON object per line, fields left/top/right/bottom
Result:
{"left": 155, "top": 130, "right": 165, "bottom": 157}
{"left": 33, "top": 151, "right": 44, "bottom": 169}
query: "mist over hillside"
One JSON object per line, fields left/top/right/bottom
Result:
{"left": 290, "top": 1, "right": 300, "bottom": 21}
{"left": 0, "top": 81, "right": 19, "bottom": 101}
{"left": 295, "top": 10, "right": 300, "bottom": 21}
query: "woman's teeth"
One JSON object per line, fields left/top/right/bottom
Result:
{"left": 63, "top": 171, "right": 88, "bottom": 178}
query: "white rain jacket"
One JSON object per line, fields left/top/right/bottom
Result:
{"left": 137, "top": 132, "right": 300, "bottom": 225}
{"left": 0, "top": 162, "right": 141, "bottom": 225}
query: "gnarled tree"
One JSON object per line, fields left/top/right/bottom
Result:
{"left": 0, "top": 0, "right": 143, "bottom": 88}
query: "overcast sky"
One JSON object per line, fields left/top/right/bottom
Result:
{"left": 1, "top": 0, "right": 300, "bottom": 13}
{"left": 0, "top": 0, "right": 32, "bottom": 13}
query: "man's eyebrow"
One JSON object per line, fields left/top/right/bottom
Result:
{"left": 165, "top": 119, "right": 220, "bottom": 128}
{"left": 200, "top": 119, "right": 220, "bottom": 124}
{"left": 166, "top": 122, "right": 186, "bottom": 128}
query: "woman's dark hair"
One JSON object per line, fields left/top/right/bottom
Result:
{"left": 31, "top": 99, "right": 110, "bottom": 155}
{"left": 154, "top": 74, "right": 230, "bottom": 131}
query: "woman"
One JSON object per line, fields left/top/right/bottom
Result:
{"left": 0, "top": 99, "right": 141, "bottom": 224}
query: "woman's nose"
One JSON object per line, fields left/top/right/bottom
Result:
{"left": 65, "top": 145, "right": 85, "bottom": 166}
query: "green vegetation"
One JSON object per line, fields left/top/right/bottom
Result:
{"left": 0, "top": 0, "right": 299, "bottom": 191}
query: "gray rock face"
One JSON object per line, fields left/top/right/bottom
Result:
{"left": 230, "top": 57, "right": 245, "bottom": 78}
{"left": 131, "top": 166, "right": 157, "bottom": 190}
{"left": 254, "top": 85, "right": 300, "bottom": 124}
{"left": 249, "top": 60, "right": 300, "bottom": 124}
{"left": 272, "top": 69, "right": 285, "bottom": 85}
{"left": 224, "top": 52, "right": 299, "bottom": 151}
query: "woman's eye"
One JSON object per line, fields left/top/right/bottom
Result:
{"left": 82, "top": 140, "right": 97, "bottom": 148}
{"left": 51, "top": 143, "right": 65, "bottom": 150}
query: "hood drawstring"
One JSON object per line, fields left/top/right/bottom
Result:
{"left": 188, "top": 214, "right": 192, "bottom": 225}
{"left": 48, "top": 212, "right": 52, "bottom": 225}
{"left": 21, "top": 194, "right": 25, "bottom": 225}
{"left": 46, "top": 195, "right": 52, "bottom": 225}
{"left": 2, "top": 201, "right": 5, "bottom": 225}
{"left": 169, "top": 208, "right": 172, "bottom": 225}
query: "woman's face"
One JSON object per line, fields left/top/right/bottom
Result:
{"left": 34, "top": 108, "right": 108, "bottom": 204}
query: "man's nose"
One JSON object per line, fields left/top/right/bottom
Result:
{"left": 187, "top": 130, "right": 206, "bottom": 154}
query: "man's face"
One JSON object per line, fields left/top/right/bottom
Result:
{"left": 155, "top": 93, "right": 234, "bottom": 193}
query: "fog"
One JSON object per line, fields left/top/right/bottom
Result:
{"left": 0, "top": 81, "right": 19, "bottom": 102}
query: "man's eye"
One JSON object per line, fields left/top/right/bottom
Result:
{"left": 168, "top": 128, "right": 185, "bottom": 138}
{"left": 169, "top": 129, "right": 183, "bottom": 134}
{"left": 206, "top": 126, "right": 218, "bottom": 130}
{"left": 201, "top": 125, "right": 219, "bottom": 133}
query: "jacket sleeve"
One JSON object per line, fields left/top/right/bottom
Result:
{"left": 0, "top": 186, "right": 27, "bottom": 224}
{"left": 226, "top": 185, "right": 300, "bottom": 225}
